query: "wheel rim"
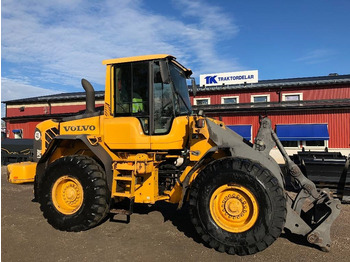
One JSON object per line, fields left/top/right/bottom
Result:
{"left": 52, "top": 176, "right": 84, "bottom": 215}
{"left": 210, "top": 184, "right": 258, "bottom": 233}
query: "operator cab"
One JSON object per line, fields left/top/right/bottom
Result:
{"left": 103, "top": 55, "right": 192, "bottom": 135}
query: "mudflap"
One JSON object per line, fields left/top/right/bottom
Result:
{"left": 255, "top": 116, "right": 342, "bottom": 251}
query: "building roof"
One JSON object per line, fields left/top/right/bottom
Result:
{"left": 2, "top": 74, "right": 350, "bottom": 104}
{"left": 194, "top": 73, "right": 350, "bottom": 93}
{"left": 2, "top": 91, "right": 105, "bottom": 104}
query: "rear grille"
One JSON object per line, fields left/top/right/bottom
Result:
{"left": 45, "top": 127, "right": 59, "bottom": 149}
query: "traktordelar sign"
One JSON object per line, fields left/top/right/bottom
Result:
{"left": 200, "top": 70, "right": 258, "bottom": 87}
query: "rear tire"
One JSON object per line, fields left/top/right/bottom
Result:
{"left": 189, "top": 157, "right": 286, "bottom": 255}
{"left": 39, "top": 155, "right": 110, "bottom": 232}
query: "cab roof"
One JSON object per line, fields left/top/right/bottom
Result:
{"left": 102, "top": 54, "right": 174, "bottom": 65}
{"left": 102, "top": 54, "right": 192, "bottom": 77}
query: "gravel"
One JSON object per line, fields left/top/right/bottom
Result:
{"left": 2, "top": 166, "right": 349, "bottom": 262}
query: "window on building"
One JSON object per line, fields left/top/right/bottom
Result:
{"left": 251, "top": 94, "right": 270, "bottom": 103}
{"left": 282, "top": 93, "right": 303, "bottom": 101}
{"left": 194, "top": 98, "right": 210, "bottom": 105}
{"left": 281, "top": 141, "right": 300, "bottom": 148}
{"left": 281, "top": 140, "right": 328, "bottom": 148}
{"left": 276, "top": 124, "right": 329, "bottom": 148}
{"left": 221, "top": 96, "right": 239, "bottom": 104}
{"left": 303, "top": 140, "right": 327, "bottom": 147}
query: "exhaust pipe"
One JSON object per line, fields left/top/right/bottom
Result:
{"left": 81, "top": 79, "right": 95, "bottom": 114}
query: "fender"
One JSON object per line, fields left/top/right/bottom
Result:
{"left": 205, "top": 118, "right": 285, "bottom": 186}
{"left": 35, "top": 135, "right": 113, "bottom": 198}
{"left": 178, "top": 117, "right": 284, "bottom": 209}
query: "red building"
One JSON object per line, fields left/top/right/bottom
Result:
{"left": 2, "top": 73, "right": 350, "bottom": 162}
{"left": 190, "top": 74, "right": 350, "bottom": 161}
{"left": 2, "top": 91, "right": 105, "bottom": 139}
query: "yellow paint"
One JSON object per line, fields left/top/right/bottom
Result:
{"left": 60, "top": 116, "right": 100, "bottom": 135}
{"left": 210, "top": 184, "right": 258, "bottom": 233}
{"left": 52, "top": 176, "right": 84, "bottom": 215}
{"left": 164, "top": 181, "right": 183, "bottom": 203}
{"left": 102, "top": 54, "right": 173, "bottom": 65}
{"left": 150, "top": 116, "right": 189, "bottom": 150}
{"left": 188, "top": 116, "right": 215, "bottom": 162}
{"left": 104, "top": 117, "right": 151, "bottom": 150}
{"left": 111, "top": 153, "right": 163, "bottom": 204}
{"left": 104, "top": 64, "right": 114, "bottom": 116}
{"left": 29, "top": 55, "right": 230, "bottom": 207}
{"left": 7, "top": 162, "right": 36, "bottom": 184}
{"left": 36, "top": 119, "right": 59, "bottom": 155}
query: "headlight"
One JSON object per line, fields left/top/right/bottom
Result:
{"left": 34, "top": 130, "right": 41, "bottom": 141}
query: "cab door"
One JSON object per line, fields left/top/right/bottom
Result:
{"left": 150, "top": 61, "right": 190, "bottom": 150}
{"left": 104, "top": 61, "right": 151, "bottom": 150}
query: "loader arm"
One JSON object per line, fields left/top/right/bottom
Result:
{"left": 189, "top": 115, "right": 341, "bottom": 252}
{"left": 254, "top": 117, "right": 341, "bottom": 251}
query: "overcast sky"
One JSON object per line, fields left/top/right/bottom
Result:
{"left": 1, "top": 0, "right": 350, "bottom": 104}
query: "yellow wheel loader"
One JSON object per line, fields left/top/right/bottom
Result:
{"left": 10, "top": 54, "right": 341, "bottom": 255}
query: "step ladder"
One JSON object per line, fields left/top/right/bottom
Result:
{"left": 110, "top": 162, "right": 137, "bottom": 222}
{"left": 112, "top": 162, "right": 137, "bottom": 198}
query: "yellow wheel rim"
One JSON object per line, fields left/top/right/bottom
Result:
{"left": 210, "top": 184, "right": 258, "bottom": 233}
{"left": 52, "top": 176, "right": 84, "bottom": 215}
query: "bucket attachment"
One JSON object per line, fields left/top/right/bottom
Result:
{"left": 285, "top": 183, "right": 341, "bottom": 251}
{"left": 255, "top": 117, "right": 341, "bottom": 251}
{"left": 7, "top": 161, "right": 37, "bottom": 184}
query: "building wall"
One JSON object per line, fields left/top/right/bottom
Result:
{"left": 191, "top": 84, "right": 350, "bottom": 104}
{"left": 190, "top": 83, "right": 350, "bottom": 151}
{"left": 6, "top": 100, "right": 104, "bottom": 118}
{"left": 206, "top": 109, "right": 350, "bottom": 149}
{"left": 5, "top": 121, "right": 41, "bottom": 139}
{"left": 5, "top": 100, "right": 104, "bottom": 139}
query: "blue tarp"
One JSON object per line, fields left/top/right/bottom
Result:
{"left": 227, "top": 125, "right": 252, "bottom": 141}
{"left": 276, "top": 124, "right": 329, "bottom": 141}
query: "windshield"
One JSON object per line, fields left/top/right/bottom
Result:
{"left": 169, "top": 62, "right": 192, "bottom": 115}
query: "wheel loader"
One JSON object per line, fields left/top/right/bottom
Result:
{"left": 8, "top": 54, "right": 341, "bottom": 255}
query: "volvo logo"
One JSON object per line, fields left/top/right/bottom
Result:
{"left": 63, "top": 125, "right": 96, "bottom": 132}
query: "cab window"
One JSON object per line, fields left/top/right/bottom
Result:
{"left": 153, "top": 62, "right": 175, "bottom": 134}
{"left": 114, "top": 62, "right": 149, "bottom": 133}
{"left": 169, "top": 63, "right": 192, "bottom": 115}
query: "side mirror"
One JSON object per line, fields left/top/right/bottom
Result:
{"left": 159, "top": 60, "right": 171, "bottom": 84}
{"left": 191, "top": 78, "right": 197, "bottom": 97}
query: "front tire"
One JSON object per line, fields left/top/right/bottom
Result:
{"left": 39, "top": 155, "right": 110, "bottom": 232}
{"left": 189, "top": 157, "right": 286, "bottom": 255}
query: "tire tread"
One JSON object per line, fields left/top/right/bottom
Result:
{"left": 189, "top": 157, "right": 286, "bottom": 256}
{"left": 39, "top": 155, "right": 110, "bottom": 232}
